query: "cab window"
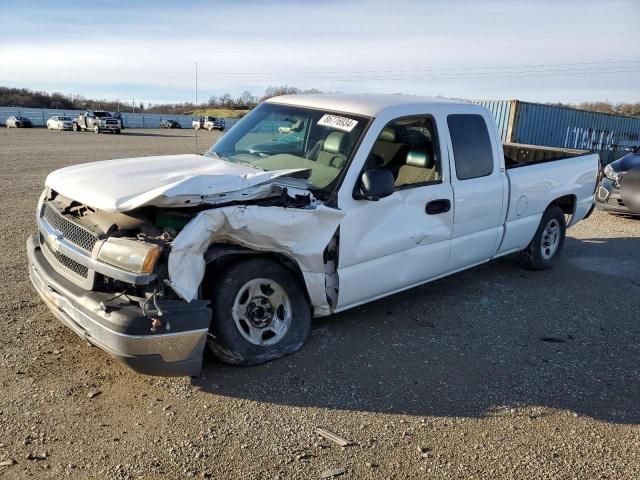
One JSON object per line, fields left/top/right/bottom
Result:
{"left": 365, "top": 116, "right": 441, "bottom": 189}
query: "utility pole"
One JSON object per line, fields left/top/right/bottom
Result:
{"left": 195, "top": 61, "right": 199, "bottom": 156}
{"left": 132, "top": 98, "right": 135, "bottom": 114}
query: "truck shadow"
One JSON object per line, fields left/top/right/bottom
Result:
{"left": 193, "top": 234, "right": 640, "bottom": 424}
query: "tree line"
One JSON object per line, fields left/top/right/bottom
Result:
{"left": 1, "top": 85, "right": 638, "bottom": 117}
{"left": 547, "top": 101, "right": 640, "bottom": 118}
{"left": 0, "top": 85, "right": 324, "bottom": 115}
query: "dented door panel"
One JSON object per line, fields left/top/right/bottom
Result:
{"left": 335, "top": 182, "right": 454, "bottom": 310}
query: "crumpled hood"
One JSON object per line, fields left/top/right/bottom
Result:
{"left": 45, "top": 154, "right": 308, "bottom": 212}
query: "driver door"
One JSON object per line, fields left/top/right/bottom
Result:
{"left": 336, "top": 115, "right": 454, "bottom": 310}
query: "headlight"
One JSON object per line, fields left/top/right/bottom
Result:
{"left": 37, "top": 187, "right": 50, "bottom": 210}
{"left": 604, "top": 164, "right": 626, "bottom": 186}
{"left": 603, "top": 164, "right": 616, "bottom": 181}
{"left": 97, "top": 238, "right": 161, "bottom": 274}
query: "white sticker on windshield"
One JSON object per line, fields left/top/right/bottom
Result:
{"left": 317, "top": 114, "right": 359, "bottom": 132}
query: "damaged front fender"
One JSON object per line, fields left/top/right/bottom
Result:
{"left": 168, "top": 205, "right": 344, "bottom": 316}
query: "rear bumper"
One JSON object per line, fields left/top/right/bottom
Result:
{"left": 27, "top": 234, "right": 211, "bottom": 376}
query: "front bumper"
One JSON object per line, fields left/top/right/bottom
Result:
{"left": 27, "top": 234, "right": 211, "bottom": 376}
{"left": 595, "top": 178, "right": 640, "bottom": 215}
{"left": 98, "top": 123, "right": 120, "bottom": 131}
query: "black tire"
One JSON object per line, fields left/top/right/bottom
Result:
{"left": 519, "top": 206, "right": 566, "bottom": 270}
{"left": 114, "top": 129, "right": 121, "bottom": 134}
{"left": 94, "top": 124, "right": 100, "bottom": 134}
{"left": 204, "top": 257, "right": 312, "bottom": 365}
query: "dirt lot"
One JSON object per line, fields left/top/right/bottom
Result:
{"left": 1, "top": 128, "right": 639, "bottom": 479}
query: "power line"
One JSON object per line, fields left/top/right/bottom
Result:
{"left": 196, "top": 60, "right": 640, "bottom": 77}
{"left": 189, "top": 30, "right": 637, "bottom": 54}
{"left": 6, "top": 59, "right": 639, "bottom": 80}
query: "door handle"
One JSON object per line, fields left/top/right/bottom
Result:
{"left": 426, "top": 199, "right": 451, "bottom": 215}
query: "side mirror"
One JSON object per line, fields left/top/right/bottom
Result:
{"left": 356, "top": 169, "right": 395, "bottom": 201}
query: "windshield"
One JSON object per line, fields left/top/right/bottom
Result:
{"left": 94, "top": 111, "right": 111, "bottom": 118}
{"left": 207, "top": 102, "right": 369, "bottom": 191}
{"left": 59, "top": 116, "right": 71, "bottom": 121}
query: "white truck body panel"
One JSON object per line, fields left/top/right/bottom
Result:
{"left": 497, "top": 152, "right": 600, "bottom": 255}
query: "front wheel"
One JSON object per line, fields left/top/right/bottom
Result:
{"left": 519, "top": 206, "right": 566, "bottom": 270}
{"left": 72, "top": 122, "right": 80, "bottom": 132}
{"left": 94, "top": 124, "right": 100, "bottom": 134}
{"left": 204, "top": 257, "right": 312, "bottom": 365}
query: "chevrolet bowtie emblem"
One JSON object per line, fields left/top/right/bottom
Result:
{"left": 47, "top": 232, "right": 63, "bottom": 252}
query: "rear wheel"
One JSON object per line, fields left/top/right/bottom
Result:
{"left": 519, "top": 206, "right": 566, "bottom": 270}
{"left": 204, "top": 257, "right": 312, "bottom": 365}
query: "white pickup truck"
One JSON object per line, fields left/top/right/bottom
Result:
{"left": 27, "top": 94, "right": 598, "bottom": 376}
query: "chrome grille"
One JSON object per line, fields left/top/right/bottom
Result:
{"left": 40, "top": 234, "right": 89, "bottom": 278}
{"left": 42, "top": 203, "right": 99, "bottom": 252}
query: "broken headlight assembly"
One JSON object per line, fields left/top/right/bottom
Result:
{"left": 97, "top": 237, "right": 162, "bottom": 274}
{"left": 604, "top": 164, "right": 625, "bottom": 186}
{"left": 37, "top": 187, "right": 50, "bottom": 210}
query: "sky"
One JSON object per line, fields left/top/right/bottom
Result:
{"left": 0, "top": 0, "right": 639, "bottom": 106}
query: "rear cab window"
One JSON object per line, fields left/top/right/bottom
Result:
{"left": 447, "top": 114, "right": 494, "bottom": 180}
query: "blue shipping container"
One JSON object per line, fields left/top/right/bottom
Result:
{"left": 476, "top": 100, "right": 640, "bottom": 164}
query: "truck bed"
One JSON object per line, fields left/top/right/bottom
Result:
{"left": 497, "top": 149, "right": 599, "bottom": 256}
{"left": 504, "top": 143, "right": 590, "bottom": 168}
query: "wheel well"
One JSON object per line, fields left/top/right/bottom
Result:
{"left": 549, "top": 194, "right": 576, "bottom": 215}
{"left": 202, "top": 247, "right": 308, "bottom": 298}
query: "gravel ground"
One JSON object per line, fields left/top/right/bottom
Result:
{"left": 1, "top": 128, "right": 639, "bottom": 479}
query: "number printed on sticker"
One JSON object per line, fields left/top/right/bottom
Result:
{"left": 317, "top": 114, "right": 359, "bottom": 132}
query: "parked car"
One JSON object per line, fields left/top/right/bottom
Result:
{"left": 160, "top": 119, "right": 182, "bottom": 129}
{"left": 193, "top": 116, "right": 225, "bottom": 131}
{"left": 73, "top": 110, "right": 121, "bottom": 134}
{"left": 26, "top": 94, "right": 598, "bottom": 376}
{"left": 595, "top": 146, "right": 640, "bottom": 215}
{"left": 47, "top": 115, "right": 74, "bottom": 131}
{"left": 5, "top": 116, "right": 33, "bottom": 128}
{"left": 111, "top": 112, "right": 125, "bottom": 130}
